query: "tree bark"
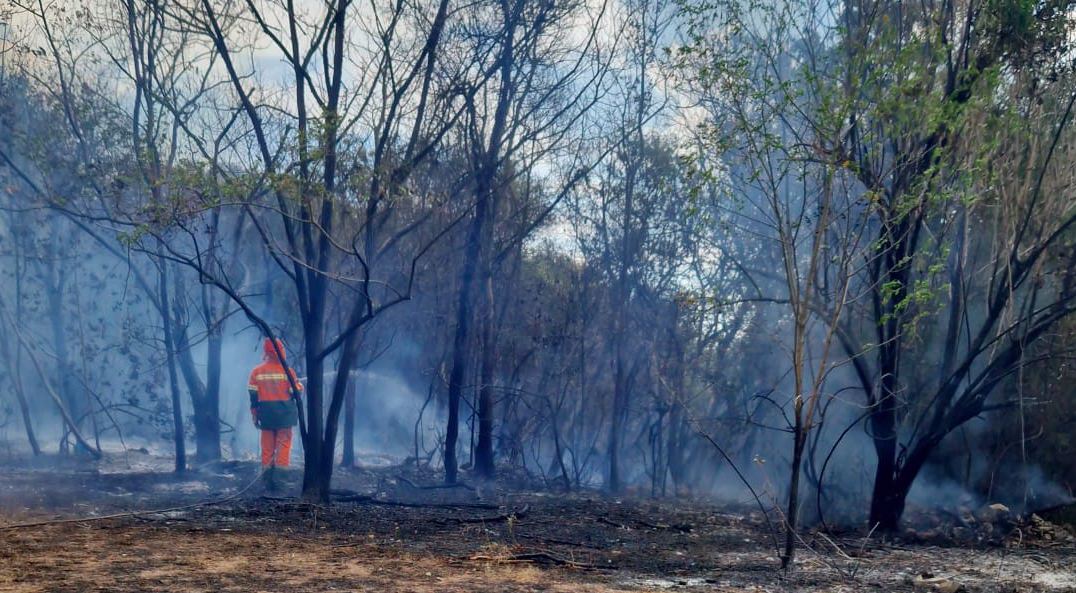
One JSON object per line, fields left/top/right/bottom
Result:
{"left": 474, "top": 252, "right": 497, "bottom": 478}
{"left": 0, "top": 334, "right": 39, "bottom": 456}
{"left": 608, "top": 173, "right": 635, "bottom": 493}
{"left": 174, "top": 316, "right": 222, "bottom": 463}
{"left": 445, "top": 209, "right": 482, "bottom": 484}
{"left": 457, "top": 0, "right": 517, "bottom": 482}
{"left": 158, "top": 256, "right": 187, "bottom": 473}
{"left": 608, "top": 348, "right": 627, "bottom": 492}
{"left": 4, "top": 214, "right": 39, "bottom": 456}
{"left": 342, "top": 374, "right": 356, "bottom": 467}
{"left": 45, "top": 226, "right": 83, "bottom": 445}
{"left": 868, "top": 344, "right": 901, "bottom": 529}
{"left": 6, "top": 308, "right": 100, "bottom": 459}
{"left": 198, "top": 326, "right": 223, "bottom": 461}
{"left": 782, "top": 429, "right": 805, "bottom": 569}
{"left": 301, "top": 329, "right": 327, "bottom": 500}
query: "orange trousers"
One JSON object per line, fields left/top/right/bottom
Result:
{"left": 260, "top": 428, "right": 293, "bottom": 467}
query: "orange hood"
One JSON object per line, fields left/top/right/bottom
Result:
{"left": 263, "top": 338, "right": 286, "bottom": 362}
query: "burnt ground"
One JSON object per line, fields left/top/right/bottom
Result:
{"left": 1, "top": 452, "right": 1075, "bottom": 593}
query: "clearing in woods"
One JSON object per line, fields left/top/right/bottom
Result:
{"left": 1, "top": 452, "right": 1074, "bottom": 593}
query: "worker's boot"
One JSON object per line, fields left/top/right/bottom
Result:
{"left": 262, "top": 466, "right": 279, "bottom": 492}
{"left": 276, "top": 467, "right": 297, "bottom": 487}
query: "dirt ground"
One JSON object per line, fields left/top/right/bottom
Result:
{"left": 2, "top": 452, "right": 1075, "bottom": 593}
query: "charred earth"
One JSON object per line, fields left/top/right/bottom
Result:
{"left": 2, "top": 452, "right": 1076, "bottom": 592}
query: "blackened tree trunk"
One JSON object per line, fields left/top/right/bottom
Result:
{"left": 172, "top": 280, "right": 224, "bottom": 463}
{"left": 195, "top": 276, "right": 225, "bottom": 462}
{"left": 782, "top": 415, "right": 806, "bottom": 568}
{"left": 13, "top": 380, "right": 40, "bottom": 455}
{"left": 868, "top": 373, "right": 901, "bottom": 529}
{"left": 198, "top": 326, "right": 223, "bottom": 461}
{"left": 313, "top": 329, "right": 363, "bottom": 500}
{"left": 608, "top": 338, "right": 628, "bottom": 492}
{"left": 301, "top": 317, "right": 328, "bottom": 499}
{"left": 158, "top": 254, "right": 187, "bottom": 473}
{"left": 666, "top": 327, "right": 687, "bottom": 495}
{"left": 869, "top": 472, "right": 906, "bottom": 532}
{"left": 45, "top": 226, "right": 83, "bottom": 445}
{"left": 448, "top": 0, "right": 516, "bottom": 483}
{"left": 608, "top": 155, "right": 636, "bottom": 494}
{"left": 445, "top": 201, "right": 484, "bottom": 484}
{"left": 667, "top": 403, "right": 685, "bottom": 493}
{"left": 3, "top": 300, "right": 101, "bottom": 458}
{"left": 3, "top": 214, "right": 39, "bottom": 456}
{"left": 342, "top": 376, "right": 356, "bottom": 467}
{"left": 475, "top": 272, "right": 496, "bottom": 477}
{"left": 0, "top": 330, "right": 39, "bottom": 456}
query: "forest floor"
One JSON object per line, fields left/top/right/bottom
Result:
{"left": 1, "top": 451, "right": 1075, "bottom": 593}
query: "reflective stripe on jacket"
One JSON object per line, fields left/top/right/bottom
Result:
{"left": 249, "top": 362, "right": 301, "bottom": 429}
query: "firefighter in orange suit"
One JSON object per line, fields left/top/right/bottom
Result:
{"left": 248, "top": 338, "right": 301, "bottom": 489}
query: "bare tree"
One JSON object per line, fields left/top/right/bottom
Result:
{"left": 443, "top": 0, "right": 612, "bottom": 482}
{"left": 156, "top": 0, "right": 470, "bottom": 500}
{"left": 681, "top": 0, "right": 1076, "bottom": 533}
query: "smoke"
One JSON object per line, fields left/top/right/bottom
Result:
{"left": 350, "top": 333, "right": 446, "bottom": 464}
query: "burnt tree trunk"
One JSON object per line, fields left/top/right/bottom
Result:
{"left": 0, "top": 330, "right": 39, "bottom": 456}
{"left": 868, "top": 406, "right": 901, "bottom": 529}
{"left": 445, "top": 219, "right": 480, "bottom": 483}
{"left": 607, "top": 169, "right": 636, "bottom": 494}
{"left": 448, "top": 2, "right": 515, "bottom": 483}
{"left": 314, "top": 329, "right": 362, "bottom": 501}
{"left": 470, "top": 14, "right": 516, "bottom": 481}
{"left": 45, "top": 227, "right": 83, "bottom": 447}
{"left": 158, "top": 255, "right": 187, "bottom": 473}
{"left": 608, "top": 349, "right": 628, "bottom": 492}
{"left": 301, "top": 321, "right": 328, "bottom": 500}
{"left": 4, "top": 216, "right": 39, "bottom": 456}
{"left": 868, "top": 311, "right": 903, "bottom": 530}
{"left": 197, "top": 278, "right": 225, "bottom": 462}
{"left": 474, "top": 242, "right": 497, "bottom": 478}
{"left": 173, "top": 284, "right": 223, "bottom": 463}
{"left": 173, "top": 328, "right": 221, "bottom": 462}
{"left": 342, "top": 375, "right": 356, "bottom": 467}
{"left": 782, "top": 422, "right": 806, "bottom": 569}
{"left": 199, "top": 325, "right": 223, "bottom": 461}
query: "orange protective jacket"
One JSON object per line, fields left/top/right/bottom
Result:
{"left": 248, "top": 339, "right": 301, "bottom": 430}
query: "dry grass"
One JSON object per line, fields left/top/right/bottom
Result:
{"left": 0, "top": 522, "right": 668, "bottom": 593}
{"left": 3, "top": 460, "right": 1076, "bottom": 593}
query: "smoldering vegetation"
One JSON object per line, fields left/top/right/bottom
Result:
{"left": 0, "top": 0, "right": 1075, "bottom": 572}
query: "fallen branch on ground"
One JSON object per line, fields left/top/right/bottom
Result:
{"left": 598, "top": 516, "right": 629, "bottom": 529}
{"left": 396, "top": 475, "right": 477, "bottom": 491}
{"left": 330, "top": 488, "right": 361, "bottom": 496}
{"left": 332, "top": 493, "right": 499, "bottom": 510}
{"left": 517, "top": 534, "right": 602, "bottom": 549}
{"left": 633, "top": 518, "right": 692, "bottom": 531}
{"left": 432, "top": 505, "right": 529, "bottom": 525}
{"left": 465, "top": 549, "right": 607, "bottom": 569}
